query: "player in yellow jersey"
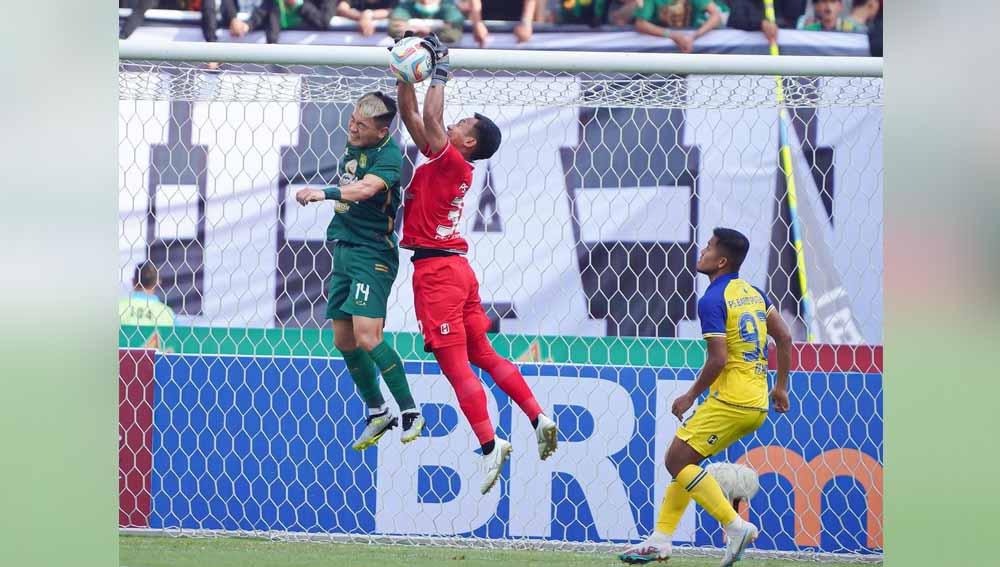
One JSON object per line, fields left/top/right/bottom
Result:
{"left": 620, "top": 228, "right": 792, "bottom": 566}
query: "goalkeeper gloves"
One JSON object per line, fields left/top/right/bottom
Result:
{"left": 421, "top": 33, "right": 451, "bottom": 86}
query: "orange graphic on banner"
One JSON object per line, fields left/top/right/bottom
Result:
{"left": 737, "top": 447, "right": 883, "bottom": 549}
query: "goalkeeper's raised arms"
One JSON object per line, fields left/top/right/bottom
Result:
{"left": 392, "top": 33, "right": 451, "bottom": 156}
{"left": 421, "top": 34, "right": 451, "bottom": 156}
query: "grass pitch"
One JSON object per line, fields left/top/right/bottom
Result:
{"left": 120, "top": 535, "right": 875, "bottom": 567}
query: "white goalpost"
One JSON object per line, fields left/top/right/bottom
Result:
{"left": 118, "top": 40, "right": 883, "bottom": 562}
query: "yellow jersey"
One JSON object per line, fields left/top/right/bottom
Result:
{"left": 697, "top": 273, "right": 774, "bottom": 410}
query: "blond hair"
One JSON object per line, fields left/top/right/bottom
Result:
{"left": 356, "top": 92, "right": 397, "bottom": 128}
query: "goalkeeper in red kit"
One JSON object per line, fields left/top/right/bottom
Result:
{"left": 393, "top": 32, "right": 559, "bottom": 495}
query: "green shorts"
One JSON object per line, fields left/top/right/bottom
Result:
{"left": 326, "top": 241, "right": 399, "bottom": 321}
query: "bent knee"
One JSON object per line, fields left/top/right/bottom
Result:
{"left": 355, "top": 328, "right": 384, "bottom": 352}
{"left": 333, "top": 334, "right": 357, "bottom": 352}
{"left": 665, "top": 438, "right": 704, "bottom": 477}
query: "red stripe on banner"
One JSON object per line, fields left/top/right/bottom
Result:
{"left": 119, "top": 349, "right": 155, "bottom": 528}
{"left": 769, "top": 344, "right": 883, "bottom": 374}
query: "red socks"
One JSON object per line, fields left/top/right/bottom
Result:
{"left": 434, "top": 344, "right": 495, "bottom": 445}
{"left": 433, "top": 335, "right": 545, "bottom": 447}
{"left": 467, "top": 334, "right": 543, "bottom": 422}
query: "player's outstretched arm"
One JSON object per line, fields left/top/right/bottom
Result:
{"left": 671, "top": 337, "right": 728, "bottom": 420}
{"left": 396, "top": 79, "right": 428, "bottom": 151}
{"left": 295, "top": 174, "right": 387, "bottom": 205}
{"left": 766, "top": 308, "right": 793, "bottom": 412}
{"left": 337, "top": 175, "right": 388, "bottom": 201}
{"left": 421, "top": 34, "right": 450, "bottom": 155}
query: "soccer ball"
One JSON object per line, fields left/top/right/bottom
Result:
{"left": 706, "top": 462, "right": 760, "bottom": 505}
{"left": 388, "top": 36, "right": 434, "bottom": 84}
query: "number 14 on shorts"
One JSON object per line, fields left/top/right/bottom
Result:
{"left": 354, "top": 282, "right": 371, "bottom": 306}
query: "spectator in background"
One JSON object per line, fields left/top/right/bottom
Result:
{"left": 120, "top": 0, "right": 186, "bottom": 39}
{"left": 390, "top": 0, "right": 478, "bottom": 45}
{"left": 638, "top": 0, "right": 733, "bottom": 51}
{"left": 795, "top": 0, "right": 862, "bottom": 32}
{"left": 846, "top": 0, "right": 880, "bottom": 32}
{"left": 120, "top": 0, "right": 243, "bottom": 70}
{"left": 202, "top": 0, "right": 244, "bottom": 43}
{"left": 691, "top": 0, "right": 731, "bottom": 39}
{"left": 720, "top": 0, "right": 802, "bottom": 29}
{"left": 608, "top": 0, "right": 642, "bottom": 26}
{"left": 725, "top": 0, "right": 782, "bottom": 44}
{"left": 230, "top": 0, "right": 336, "bottom": 44}
{"left": 119, "top": 0, "right": 148, "bottom": 39}
{"left": 337, "top": 0, "right": 398, "bottom": 36}
{"left": 867, "top": 0, "right": 882, "bottom": 56}
{"left": 540, "top": 0, "right": 609, "bottom": 27}
{"left": 480, "top": 0, "right": 537, "bottom": 43}
{"left": 120, "top": 262, "right": 176, "bottom": 328}
{"left": 456, "top": 0, "right": 492, "bottom": 46}
{"left": 764, "top": 0, "right": 803, "bottom": 28}
{"left": 635, "top": 0, "right": 798, "bottom": 53}
{"left": 633, "top": 0, "right": 696, "bottom": 53}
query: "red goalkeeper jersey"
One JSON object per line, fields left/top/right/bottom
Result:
{"left": 400, "top": 143, "right": 473, "bottom": 254}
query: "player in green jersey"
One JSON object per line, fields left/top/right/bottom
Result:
{"left": 296, "top": 92, "right": 424, "bottom": 450}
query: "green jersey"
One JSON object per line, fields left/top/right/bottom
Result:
{"left": 691, "top": 0, "right": 728, "bottom": 28}
{"left": 635, "top": 0, "right": 691, "bottom": 28}
{"left": 324, "top": 135, "right": 403, "bottom": 250}
{"left": 557, "top": 0, "right": 609, "bottom": 23}
{"left": 635, "top": 0, "right": 728, "bottom": 28}
{"left": 797, "top": 16, "right": 864, "bottom": 33}
{"left": 278, "top": 0, "right": 304, "bottom": 29}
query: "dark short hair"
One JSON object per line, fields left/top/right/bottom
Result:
{"left": 470, "top": 113, "right": 502, "bottom": 161}
{"left": 133, "top": 261, "right": 159, "bottom": 289}
{"left": 712, "top": 227, "right": 750, "bottom": 272}
{"left": 362, "top": 91, "right": 397, "bottom": 129}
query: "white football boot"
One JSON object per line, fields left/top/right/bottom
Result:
{"left": 618, "top": 531, "right": 672, "bottom": 564}
{"left": 400, "top": 411, "right": 425, "bottom": 444}
{"left": 720, "top": 518, "right": 759, "bottom": 566}
{"left": 351, "top": 410, "right": 397, "bottom": 451}
{"left": 535, "top": 413, "right": 559, "bottom": 460}
{"left": 479, "top": 438, "right": 512, "bottom": 494}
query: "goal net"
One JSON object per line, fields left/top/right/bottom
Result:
{"left": 118, "top": 49, "right": 883, "bottom": 560}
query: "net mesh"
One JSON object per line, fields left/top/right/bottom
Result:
{"left": 118, "top": 59, "right": 883, "bottom": 560}
{"left": 120, "top": 61, "right": 883, "bottom": 109}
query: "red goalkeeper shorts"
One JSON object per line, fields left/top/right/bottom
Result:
{"left": 412, "top": 254, "right": 491, "bottom": 352}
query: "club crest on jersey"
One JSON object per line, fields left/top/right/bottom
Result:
{"left": 335, "top": 201, "right": 351, "bottom": 213}
{"left": 359, "top": 154, "right": 367, "bottom": 168}
{"left": 340, "top": 159, "right": 359, "bottom": 186}
{"left": 440, "top": 323, "right": 450, "bottom": 335}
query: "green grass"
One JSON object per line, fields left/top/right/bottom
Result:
{"left": 120, "top": 535, "right": 874, "bottom": 567}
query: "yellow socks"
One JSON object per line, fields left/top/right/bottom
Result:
{"left": 674, "top": 464, "right": 738, "bottom": 526}
{"left": 655, "top": 479, "right": 692, "bottom": 535}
